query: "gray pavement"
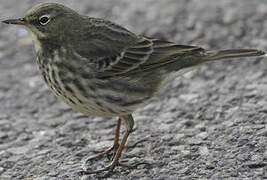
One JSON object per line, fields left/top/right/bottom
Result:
{"left": 0, "top": 0, "right": 266, "bottom": 179}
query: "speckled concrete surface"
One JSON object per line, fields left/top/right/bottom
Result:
{"left": 0, "top": 0, "right": 266, "bottom": 179}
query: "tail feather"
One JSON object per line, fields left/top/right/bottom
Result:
{"left": 203, "top": 49, "right": 266, "bottom": 62}
{"left": 126, "top": 37, "right": 266, "bottom": 73}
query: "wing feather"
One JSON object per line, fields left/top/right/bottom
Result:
{"left": 99, "top": 37, "right": 154, "bottom": 74}
{"left": 95, "top": 37, "right": 205, "bottom": 76}
{"left": 73, "top": 18, "right": 204, "bottom": 76}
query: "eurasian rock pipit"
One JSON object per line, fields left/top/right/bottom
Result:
{"left": 2, "top": 3, "right": 266, "bottom": 174}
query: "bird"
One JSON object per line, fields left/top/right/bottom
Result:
{"left": 2, "top": 3, "right": 266, "bottom": 175}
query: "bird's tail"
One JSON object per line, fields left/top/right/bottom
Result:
{"left": 202, "top": 49, "right": 265, "bottom": 63}
{"left": 167, "top": 48, "right": 266, "bottom": 72}
{"left": 128, "top": 38, "right": 266, "bottom": 73}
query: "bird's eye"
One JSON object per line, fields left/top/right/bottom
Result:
{"left": 39, "top": 15, "right": 50, "bottom": 25}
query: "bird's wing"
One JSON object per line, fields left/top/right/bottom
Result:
{"left": 94, "top": 37, "right": 154, "bottom": 74}
{"left": 73, "top": 18, "right": 205, "bottom": 76}
{"left": 92, "top": 37, "right": 205, "bottom": 76}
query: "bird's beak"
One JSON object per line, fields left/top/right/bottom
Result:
{"left": 2, "top": 18, "right": 26, "bottom": 25}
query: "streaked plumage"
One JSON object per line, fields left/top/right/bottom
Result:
{"left": 2, "top": 3, "right": 265, "bottom": 175}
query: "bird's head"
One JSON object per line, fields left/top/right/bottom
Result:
{"left": 2, "top": 3, "right": 82, "bottom": 50}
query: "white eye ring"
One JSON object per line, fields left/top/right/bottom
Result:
{"left": 39, "top": 15, "right": 50, "bottom": 25}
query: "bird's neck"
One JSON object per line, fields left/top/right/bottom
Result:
{"left": 29, "top": 31, "right": 42, "bottom": 54}
{"left": 29, "top": 32, "right": 62, "bottom": 60}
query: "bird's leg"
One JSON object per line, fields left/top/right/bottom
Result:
{"left": 85, "top": 117, "right": 122, "bottom": 161}
{"left": 118, "top": 126, "right": 148, "bottom": 150}
{"left": 83, "top": 114, "right": 137, "bottom": 174}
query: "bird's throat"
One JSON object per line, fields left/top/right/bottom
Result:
{"left": 28, "top": 31, "right": 42, "bottom": 54}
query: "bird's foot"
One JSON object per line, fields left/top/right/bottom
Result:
{"left": 81, "top": 159, "right": 138, "bottom": 175}
{"left": 84, "top": 143, "right": 119, "bottom": 162}
{"left": 85, "top": 138, "right": 146, "bottom": 162}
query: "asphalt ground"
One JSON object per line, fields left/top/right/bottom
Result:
{"left": 0, "top": 0, "right": 266, "bottom": 179}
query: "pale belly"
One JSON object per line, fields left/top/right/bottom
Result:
{"left": 46, "top": 79, "right": 136, "bottom": 117}
{"left": 55, "top": 87, "right": 127, "bottom": 117}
